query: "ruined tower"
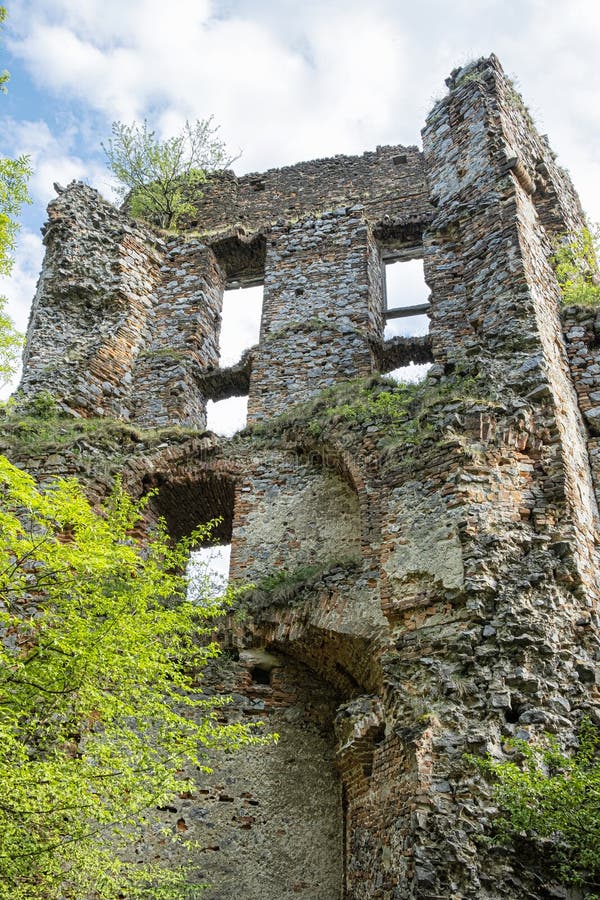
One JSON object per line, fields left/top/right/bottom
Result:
{"left": 7, "top": 55, "right": 600, "bottom": 898}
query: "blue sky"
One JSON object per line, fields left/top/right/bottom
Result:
{"left": 1, "top": 0, "right": 600, "bottom": 396}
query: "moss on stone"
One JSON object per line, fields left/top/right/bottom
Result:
{"left": 0, "top": 407, "right": 203, "bottom": 461}
{"left": 236, "top": 557, "right": 361, "bottom": 614}
{"left": 245, "top": 370, "right": 498, "bottom": 458}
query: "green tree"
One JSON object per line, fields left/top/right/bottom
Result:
{"left": 0, "top": 455, "right": 261, "bottom": 898}
{"left": 473, "top": 721, "right": 600, "bottom": 896}
{"left": 0, "top": 4, "right": 31, "bottom": 388}
{"left": 0, "top": 296, "right": 23, "bottom": 389}
{"left": 552, "top": 225, "right": 600, "bottom": 307}
{"left": 102, "top": 118, "right": 236, "bottom": 229}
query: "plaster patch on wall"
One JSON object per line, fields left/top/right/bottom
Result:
{"left": 236, "top": 461, "right": 360, "bottom": 580}
{"left": 383, "top": 486, "right": 464, "bottom": 605}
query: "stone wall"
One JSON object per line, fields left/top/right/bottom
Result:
{"left": 185, "top": 144, "right": 431, "bottom": 237}
{"left": 17, "top": 156, "right": 431, "bottom": 425}
{"left": 7, "top": 53, "right": 600, "bottom": 900}
{"left": 422, "top": 52, "right": 599, "bottom": 596}
{"left": 20, "top": 183, "right": 164, "bottom": 418}
{"left": 229, "top": 448, "right": 361, "bottom": 581}
{"left": 131, "top": 239, "right": 225, "bottom": 428}
{"left": 247, "top": 210, "right": 382, "bottom": 421}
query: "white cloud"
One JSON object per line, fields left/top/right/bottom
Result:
{"left": 219, "top": 286, "right": 262, "bottom": 367}
{"left": 7, "top": 0, "right": 419, "bottom": 172}
{"left": 6, "top": 0, "right": 599, "bottom": 218}
{"left": 188, "top": 543, "right": 231, "bottom": 599}
{"left": 1, "top": 118, "right": 114, "bottom": 206}
{"left": 206, "top": 397, "right": 248, "bottom": 437}
{"left": 0, "top": 229, "right": 43, "bottom": 331}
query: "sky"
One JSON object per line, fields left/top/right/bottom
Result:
{"left": 1, "top": 0, "right": 600, "bottom": 422}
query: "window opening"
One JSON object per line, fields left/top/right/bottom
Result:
{"left": 384, "top": 259, "right": 431, "bottom": 384}
{"left": 250, "top": 666, "right": 271, "bottom": 685}
{"left": 219, "top": 284, "right": 263, "bottom": 367}
{"left": 383, "top": 258, "right": 430, "bottom": 341}
{"left": 207, "top": 283, "right": 263, "bottom": 436}
{"left": 188, "top": 544, "right": 231, "bottom": 601}
{"left": 387, "top": 362, "right": 430, "bottom": 384}
{"left": 206, "top": 396, "right": 249, "bottom": 436}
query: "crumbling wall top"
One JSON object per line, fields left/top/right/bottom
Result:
{"left": 185, "top": 144, "right": 433, "bottom": 238}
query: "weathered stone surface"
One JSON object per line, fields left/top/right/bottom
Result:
{"left": 6, "top": 53, "right": 600, "bottom": 900}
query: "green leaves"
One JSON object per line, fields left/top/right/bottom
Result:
{"left": 103, "top": 119, "right": 236, "bottom": 229}
{"left": 0, "top": 296, "right": 23, "bottom": 390}
{"left": 0, "top": 7, "right": 9, "bottom": 95}
{"left": 552, "top": 226, "right": 600, "bottom": 307}
{"left": 473, "top": 721, "right": 600, "bottom": 893}
{"left": 0, "top": 456, "right": 261, "bottom": 898}
{"left": 0, "top": 153, "right": 31, "bottom": 276}
{"left": 0, "top": 5, "right": 31, "bottom": 388}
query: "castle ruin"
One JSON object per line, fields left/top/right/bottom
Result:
{"left": 6, "top": 54, "right": 600, "bottom": 899}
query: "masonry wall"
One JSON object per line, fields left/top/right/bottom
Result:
{"left": 121, "top": 651, "right": 345, "bottom": 900}
{"left": 131, "top": 238, "right": 225, "bottom": 428}
{"left": 8, "top": 53, "right": 600, "bottom": 900}
{"left": 185, "top": 145, "right": 431, "bottom": 236}
{"left": 229, "top": 449, "right": 361, "bottom": 581}
{"left": 423, "top": 54, "right": 599, "bottom": 595}
{"left": 20, "top": 183, "right": 164, "bottom": 418}
{"left": 247, "top": 210, "right": 382, "bottom": 421}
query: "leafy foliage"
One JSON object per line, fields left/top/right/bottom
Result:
{"left": 0, "top": 296, "right": 23, "bottom": 389}
{"left": 255, "top": 371, "right": 487, "bottom": 454}
{"left": 473, "top": 721, "right": 600, "bottom": 895}
{"left": 0, "top": 5, "right": 31, "bottom": 389}
{"left": 0, "top": 456, "right": 262, "bottom": 898}
{"left": 0, "top": 152, "right": 31, "bottom": 276}
{"left": 103, "top": 119, "right": 236, "bottom": 229}
{"left": 552, "top": 226, "right": 600, "bottom": 307}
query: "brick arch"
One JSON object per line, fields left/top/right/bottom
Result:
{"left": 141, "top": 462, "right": 239, "bottom": 544}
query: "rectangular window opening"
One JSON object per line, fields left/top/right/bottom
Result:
{"left": 387, "top": 363, "right": 431, "bottom": 385}
{"left": 383, "top": 258, "right": 430, "bottom": 341}
{"left": 219, "top": 284, "right": 264, "bottom": 368}
{"left": 187, "top": 544, "right": 231, "bottom": 601}
{"left": 206, "top": 396, "right": 249, "bottom": 437}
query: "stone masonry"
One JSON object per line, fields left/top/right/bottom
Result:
{"left": 6, "top": 54, "right": 600, "bottom": 899}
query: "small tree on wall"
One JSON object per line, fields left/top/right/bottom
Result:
{"left": 472, "top": 722, "right": 600, "bottom": 897}
{"left": 103, "top": 118, "right": 238, "bottom": 229}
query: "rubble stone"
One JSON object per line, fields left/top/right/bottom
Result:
{"left": 6, "top": 53, "right": 600, "bottom": 900}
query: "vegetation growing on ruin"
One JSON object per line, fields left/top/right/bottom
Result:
{"left": 0, "top": 298, "right": 23, "bottom": 390}
{"left": 553, "top": 226, "right": 600, "bottom": 307}
{"left": 0, "top": 455, "right": 264, "bottom": 899}
{"left": 103, "top": 118, "right": 237, "bottom": 229}
{"left": 0, "top": 393, "right": 204, "bottom": 463}
{"left": 472, "top": 721, "right": 600, "bottom": 897}
{"left": 248, "top": 370, "right": 496, "bottom": 457}
{"left": 236, "top": 557, "right": 361, "bottom": 615}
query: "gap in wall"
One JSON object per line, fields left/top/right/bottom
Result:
{"left": 206, "top": 396, "right": 249, "bottom": 436}
{"left": 207, "top": 284, "right": 263, "bottom": 435}
{"left": 188, "top": 544, "right": 231, "bottom": 601}
{"left": 383, "top": 258, "right": 429, "bottom": 341}
{"left": 384, "top": 259, "right": 431, "bottom": 383}
{"left": 219, "top": 284, "right": 264, "bottom": 367}
{"left": 387, "top": 363, "right": 430, "bottom": 384}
